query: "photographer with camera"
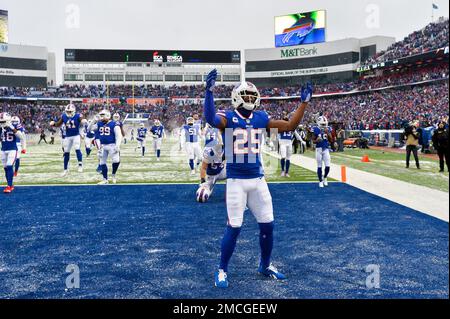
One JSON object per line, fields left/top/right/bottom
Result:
{"left": 432, "top": 121, "right": 449, "bottom": 172}
{"left": 403, "top": 122, "right": 421, "bottom": 169}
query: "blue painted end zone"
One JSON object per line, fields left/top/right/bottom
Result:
{"left": 0, "top": 183, "right": 448, "bottom": 299}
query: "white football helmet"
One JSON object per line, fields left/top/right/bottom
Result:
{"left": 317, "top": 116, "right": 328, "bottom": 128}
{"left": 11, "top": 116, "right": 21, "bottom": 125}
{"left": 139, "top": 123, "right": 145, "bottom": 128}
{"left": 65, "top": 104, "right": 76, "bottom": 117}
{"left": 113, "top": 113, "right": 121, "bottom": 121}
{"left": 186, "top": 117, "right": 194, "bottom": 125}
{"left": 196, "top": 185, "right": 211, "bottom": 203}
{"left": 231, "top": 81, "right": 261, "bottom": 111}
{"left": 154, "top": 119, "right": 161, "bottom": 126}
{"left": 99, "top": 109, "right": 111, "bottom": 121}
{"left": 0, "top": 112, "right": 12, "bottom": 127}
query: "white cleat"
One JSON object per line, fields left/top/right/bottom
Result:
{"left": 285, "top": 173, "right": 290, "bottom": 178}
{"left": 112, "top": 175, "right": 117, "bottom": 184}
{"left": 61, "top": 170, "right": 69, "bottom": 177}
{"left": 156, "top": 158, "right": 160, "bottom": 162}
{"left": 323, "top": 178, "right": 328, "bottom": 187}
{"left": 319, "top": 181, "right": 324, "bottom": 188}
{"left": 281, "top": 172, "right": 285, "bottom": 177}
{"left": 98, "top": 179, "right": 109, "bottom": 185}
{"left": 190, "top": 170, "right": 196, "bottom": 175}
{"left": 78, "top": 165, "right": 83, "bottom": 173}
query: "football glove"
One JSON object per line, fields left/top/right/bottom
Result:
{"left": 300, "top": 83, "right": 313, "bottom": 103}
{"left": 206, "top": 69, "right": 217, "bottom": 91}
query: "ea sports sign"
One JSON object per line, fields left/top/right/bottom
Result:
{"left": 280, "top": 47, "right": 318, "bottom": 58}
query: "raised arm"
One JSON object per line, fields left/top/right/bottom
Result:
{"left": 268, "top": 84, "right": 313, "bottom": 133}
{"left": 204, "top": 69, "right": 226, "bottom": 130}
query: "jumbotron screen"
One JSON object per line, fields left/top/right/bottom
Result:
{"left": 275, "top": 10, "right": 326, "bottom": 47}
{"left": 0, "top": 10, "right": 8, "bottom": 43}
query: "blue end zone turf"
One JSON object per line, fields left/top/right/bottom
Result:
{"left": 0, "top": 183, "right": 447, "bottom": 298}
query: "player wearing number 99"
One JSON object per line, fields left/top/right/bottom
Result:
{"left": 49, "top": 103, "right": 87, "bottom": 177}
{"left": 204, "top": 68, "right": 313, "bottom": 288}
{"left": 0, "top": 113, "right": 27, "bottom": 193}
{"left": 88, "top": 110, "right": 122, "bottom": 185}
{"left": 313, "top": 116, "right": 332, "bottom": 188}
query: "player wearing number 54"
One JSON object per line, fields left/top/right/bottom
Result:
{"left": 203, "top": 68, "right": 313, "bottom": 288}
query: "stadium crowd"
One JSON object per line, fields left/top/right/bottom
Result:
{"left": 364, "top": 17, "right": 449, "bottom": 64}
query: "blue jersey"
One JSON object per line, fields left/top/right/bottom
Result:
{"left": 313, "top": 126, "right": 331, "bottom": 149}
{"left": 203, "top": 146, "right": 225, "bottom": 176}
{"left": 183, "top": 125, "right": 200, "bottom": 143}
{"left": 205, "top": 127, "right": 219, "bottom": 146}
{"left": 62, "top": 113, "right": 81, "bottom": 137}
{"left": 220, "top": 110, "right": 270, "bottom": 179}
{"left": 151, "top": 125, "right": 164, "bottom": 138}
{"left": 279, "top": 131, "right": 294, "bottom": 141}
{"left": 137, "top": 128, "right": 147, "bottom": 140}
{"left": 97, "top": 121, "right": 118, "bottom": 145}
{"left": 85, "top": 124, "right": 95, "bottom": 139}
{"left": 13, "top": 123, "right": 25, "bottom": 143}
{"left": 0, "top": 127, "right": 19, "bottom": 151}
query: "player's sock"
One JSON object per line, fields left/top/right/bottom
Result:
{"left": 317, "top": 167, "right": 323, "bottom": 182}
{"left": 112, "top": 162, "right": 120, "bottom": 175}
{"left": 280, "top": 158, "right": 285, "bottom": 172}
{"left": 142, "top": 147, "right": 146, "bottom": 157}
{"left": 219, "top": 226, "right": 241, "bottom": 273}
{"left": 14, "top": 158, "right": 20, "bottom": 174}
{"left": 76, "top": 150, "right": 83, "bottom": 163}
{"left": 86, "top": 148, "right": 91, "bottom": 157}
{"left": 63, "top": 153, "right": 70, "bottom": 170}
{"left": 259, "top": 222, "right": 274, "bottom": 269}
{"left": 324, "top": 166, "right": 330, "bottom": 178}
{"left": 157, "top": 150, "right": 161, "bottom": 158}
{"left": 286, "top": 160, "right": 291, "bottom": 174}
{"left": 189, "top": 159, "right": 194, "bottom": 170}
{"left": 101, "top": 164, "right": 108, "bottom": 180}
{"left": 6, "top": 166, "right": 14, "bottom": 187}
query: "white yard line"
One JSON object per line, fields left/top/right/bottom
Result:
{"left": 265, "top": 151, "right": 449, "bottom": 222}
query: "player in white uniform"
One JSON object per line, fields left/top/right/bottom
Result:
{"left": 312, "top": 116, "right": 332, "bottom": 187}
{"left": 11, "top": 116, "right": 27, "bottom": 177}
{"left": 183, "top": 117, "right": 202, "bottom": 175}
{"left": 204, "top": 69, "right": 313, "bottom": 288}
{"left": 88, "top": 110, "right": 123, "bottom": 185}
{"left": 196, "top": 138, "right": 227, "bottom": 203}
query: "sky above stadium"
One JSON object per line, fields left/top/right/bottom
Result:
{"left": 2, "top": 0, "right": 448, "bottom": 84}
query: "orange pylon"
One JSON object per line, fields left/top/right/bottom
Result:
{"left": 361, "top": 155, "right": 370, "bottom": 162}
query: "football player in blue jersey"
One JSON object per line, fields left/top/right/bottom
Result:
{"left": 278, "top": 115, "right": 301, "bottom": 177}
{"left": 50, "top": 103, "right": 87, "bottom": 176}
{"left": 183, "top": 117, "right": 202, "bottom": 175}
{"left": 204, "top": 69, "right": 313, "bottom": 288}
{"left": 0, "top": 113, "right": 27, "bottom": 193}
{"left": 84, "top": 122, "right": 96, "bottom": 158}
{"left": 113, "top": 113, "right": 126, "bottom": 144}
{"left": 150, "top": 119, "right": 165, "bottom": 161}
{"left": 196, "top": 136, "right": 226, "bottom": 203}
{"left": 203, "top": 123, "right": 220, "bottom": 148}
{"left": 88, "top": 110, "right": 122, "bottom": 185}
{"left": 313, "top": 116, "right": 332, "bottom": 187}
{"left": 11, "top": 116, "right": 27, "bottom": 177}
{"left": 136, "top": 123, "right": 148, "bottom": 157}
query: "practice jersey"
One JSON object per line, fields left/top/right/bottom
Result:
{"left": 219, "top": 109, "right": 270, "bottom": 179}
{"left": 137, "top": 127, "right": 147, "bottom": 140}
{"left": 183, "top": 125, "right": 200, "bottom": 143}
{"left": 203, "top": 146, "right": 225, "bottom": 176}
{"left": 97, "top": 121, "right": 118, "bottom": 145}
{"left": 62, "top": 113, "right": 81, "bottom": 137}
{"left": 0, "top": 127, "right": 19, "bottom": 151}
{"left": 151, "top": 125, "right": 164, "bottom": 138}
{"left": 279, "top": 130, "right": 294, "bottom": 141}
{"left": 205, "top": 126, "right": 219, "bottom": 146}
{"left": 313, "top": 126, "right": 331, "bottom": 149}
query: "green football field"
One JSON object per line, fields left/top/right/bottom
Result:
{"left": 301, "top": 148, "right": 449, "bottom": 192}
{"left": 7, "top": 136, "right": 318, "bottom": 186}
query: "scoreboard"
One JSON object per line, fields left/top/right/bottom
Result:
{"left": 65, "top": 49, "right": 241, "bottom": 64}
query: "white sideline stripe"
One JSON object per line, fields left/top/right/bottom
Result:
{"left": 265, "top": 150, "right": 449, "bottom": 223}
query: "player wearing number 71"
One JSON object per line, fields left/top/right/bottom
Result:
{"left": 204, "top": 68, "right": 313, "bottom": 288}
